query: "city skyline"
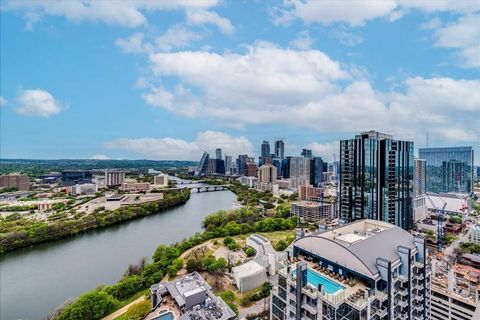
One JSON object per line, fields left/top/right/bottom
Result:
{"left": 1, "top": 1, "right": 479, "bottom": 163}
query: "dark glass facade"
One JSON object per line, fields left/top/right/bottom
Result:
{"left": 261, "top": 140, "right": 270, "bottom": 165}
{"left": 195, "top": 152, "right": 209, "bottom": 177}
{"left": 61, "top": 170, "right": 93, "bottom": 186}
{"left": 418, "top": 147, "right": 474, "bottom": 194}
{"left": 310, "top": 157, "right": 324, "bottom": 187}
{"left": 340, "top": 131, "right": 414, "bottom": 230}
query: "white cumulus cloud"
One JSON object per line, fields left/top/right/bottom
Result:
{"left": 15, "top": 89, "right": 64, "bottom": 117}
{"left": 289, "top": 30, "right": 313, "bottom": 50}
{"left": 186, "top": 9, "right": 234, "bottom": 35}
{"left": 432, "top": 14, "right": 480, "bottom": 68}
{"left": 306, "top": 141, "right": 340, "bottom": 163}
{"left": 137, "top": 43, "right": 479, "bottom": 145}
{"left": 276, "top": 0, "right": 480, "bottom": 26}
{"left": 104, "top": 131, "right": 253, "bottom": 160}
{"left": 5, "top": 0, "right": 220, "bottom": 28}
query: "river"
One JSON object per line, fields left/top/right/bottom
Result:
{"left": 0, "top": 189, "right": 237, "bottom": 320}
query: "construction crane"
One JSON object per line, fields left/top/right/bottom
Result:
{"left": 426, "top": 194, "right": 447, "bottom": 252}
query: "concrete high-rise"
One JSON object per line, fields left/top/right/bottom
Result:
{"left": 105, "top": 169, "right": 124, "bottom": 187}
{"left": 289, "top": 157, "right": 311, "bottom": 188}
{"left": 0, "top": 174, "right": 30, "bottom": 191}
{"left": 414, "top": 159, "right": 426, "bottom": 197}
{"left": 340, "top": 131, "right": 414, "bottom": 230}
{"left": 274, "top": 139, "right": 285, "bottom": 159}
{"left": 258, "top": 163, "right": 277, "bottom": 183}
{"left": 245, "top": 160, "right": 258, "bottom": 177}
{"left": 261, "top": 140, "right": 270, "bottom": 165}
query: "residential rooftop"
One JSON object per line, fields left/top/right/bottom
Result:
{"left": 293, "top": 220, "right": 419, "bottom": 279}
{"left": 149, "top": 272, "right": 236, "bottom": 320}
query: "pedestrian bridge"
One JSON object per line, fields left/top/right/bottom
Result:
{"left": 184, "top": 185, "right": 228, "bottom": 193}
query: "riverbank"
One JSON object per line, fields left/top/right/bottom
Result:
{"left": 52, "top": 207, "right": 296, "bottom": 320}
{"left": 0, "top": 189, "right": 190, "bottom": 253}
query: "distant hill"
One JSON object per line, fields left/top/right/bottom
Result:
{"left": 0, "top": 159, "right": 197, "bottom": 177}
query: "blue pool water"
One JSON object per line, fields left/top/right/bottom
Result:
{"left": 154, "top": 311, "right": 174, "bottom": 320}
{"left": 293, "top": 269, "right": 345, "bottom": 294}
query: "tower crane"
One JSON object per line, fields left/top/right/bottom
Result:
{"left": 426, "top": 194, "right": 447, "bottom": 252}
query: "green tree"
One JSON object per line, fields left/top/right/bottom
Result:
{"left": 124, "top": 300, "right": 151, "bottom": 320}
{"left": 57, "top": 291, "right": 118, "bottom": 320}
{"left": 245, "top": 247, "right": 255, "bottom": 257}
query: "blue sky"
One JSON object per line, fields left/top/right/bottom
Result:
{"left": 1, "top": 0, "right": 479, "bottom": 163}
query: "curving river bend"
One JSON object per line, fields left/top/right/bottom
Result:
{"left": 0, "top": 189, "right": 236, "bottom": 320}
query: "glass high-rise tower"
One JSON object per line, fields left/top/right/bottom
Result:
{"left": 261, "top": 140, "right": 270, "bottom": 165}
{"left": 274, "top": 139, "right": 284, "bottom": 159}
{"left": 340, "top": 131, "right": 414, "bottom": 230}
{"left": 418, "top": 146, "right": 474, "bottom": 194}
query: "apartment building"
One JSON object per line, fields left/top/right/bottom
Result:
{"left": 271, "top": 220, "right": 430, "bottom": 320}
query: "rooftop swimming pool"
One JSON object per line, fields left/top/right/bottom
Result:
{"left": 293, "top": 268, "right": 345, "bottom": 294}
{"left": 154, "top": 311, "right": 174, "bottom": 320}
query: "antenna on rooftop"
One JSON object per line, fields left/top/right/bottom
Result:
{"left": 426, "top": 130, "right": 429, "bottom": 148}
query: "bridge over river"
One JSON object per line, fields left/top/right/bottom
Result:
{"left": 181, "top": 184, "right": 229, "bottom": 193}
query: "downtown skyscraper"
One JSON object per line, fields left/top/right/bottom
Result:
{"left": 261, "top": 140, "right": 270, "bottom": 165}
{"left": 339, "top": 131, "right": 414, "bottom": 230}
{"left": 274, "top": 139, "right": 284, "bottom": 159}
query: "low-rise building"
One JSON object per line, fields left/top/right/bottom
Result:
{"left": 232, "top": 259, "right": 269, "bottom": 292}
{"left": 153, "top": 173, "right": 169, "bottom": 187}
{"left": 238, "top": 176, "right": 258, "bottom": 188}
{"left": 38, "top": 201, "right": 54, "bottom": 211}
{"left": 470, "top": 225, "right": 480, "bottom": 244}
{"left": 0, "top": 174, "right": 30, "bottom": 191}
{"left": 149, "top": 272, "right": 236, "bottom": 320}
{"left": 298, "top": 185, "right": 324, "bottom": 202}
{"left": 431, "top": 262, "right": 479, "bottom": 320}
{"left": 71, "top": 183, "right": 98, "bottom": 196}
{"left": 255, "top": 181, "right": 278, "bottom": 193}
{"left": 291, "top": 201, "right": 334, "bottom": 223}
{"left": 120, "top": 182, "right": 150, "bottom": 192}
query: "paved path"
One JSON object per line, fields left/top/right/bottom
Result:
{"left": 102, "top": 296, "right": 146, "bottom": 320}
{"left": 239, "top": 298, "right": 268, "bottom": 319}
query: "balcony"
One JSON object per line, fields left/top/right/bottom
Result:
{"left": 395, "top": 313, "right": 408, "bottom": 320}
{"left": 397, "top": 275, "right": 408, "bottom": 283}
{"left": 376, "top": 308, "right": 388, "bottom": 318}
{"left": 374, "top": 289, "right": 388, "bottom": 302}
{"left": 301, "top": 302, "right": 318, "bottom": 315}
{"left": 396, "top": 299, "right": 408, "bottom": 308}
{"left": 414, "top": 273, "right": 424, "bottom": 281}
{"left": 396, "top": 288, "right": 408, "bottom": 297}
